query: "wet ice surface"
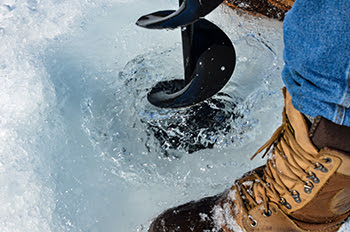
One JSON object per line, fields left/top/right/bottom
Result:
{"left": 1, "top": 0, "right": 349, "bottom": 231}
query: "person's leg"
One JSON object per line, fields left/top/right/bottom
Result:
{"left": 282, "top": 0, "right": 350, "bottom": 126}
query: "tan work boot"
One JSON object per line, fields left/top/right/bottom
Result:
{"left": 225, "top": 0, "right": 295, "bottom": 20}
{"left": 148, "top": 87, "right": 350, "bottom": 232}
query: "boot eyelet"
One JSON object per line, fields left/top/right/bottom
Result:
{"left": 304, "top": 181, "right": 314, "bottom": 194}
{"left": 250, "top": 219, "right": 258, "bottom": 227}
{"left": 306, "top": 171, "right": 320, "bottom": 184}
{"left": 279, "top": 197, "right": 292, "bottom": 209}
{"left": 248, "top": 215, "right": 258, "bottom": 227}
{"left": 291, "top": 190, "right": 301, "bottom": 203}
{"left": 279, "top": 197, "right": 286, "bottom": 204}
{"left": 263, "top": 209, "right": 272, "bottom": 217}
{"left": 323, "top": 157, "right": 332, "bottom": 164}
{"left": 314, "top": 163, "right": 328, "bottom": 173}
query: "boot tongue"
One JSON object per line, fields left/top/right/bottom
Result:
{"left": 310, "top": 116, "right": 350, "bottom": 153}
{"left": 284, "top": 89, "right": 318, "bottom": 156}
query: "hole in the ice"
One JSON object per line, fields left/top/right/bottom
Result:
{"left": 142, "top": 96, "right": 241, "bottom": 155}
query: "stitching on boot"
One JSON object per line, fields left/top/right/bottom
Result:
{"left": 309, "top": 116, "right": 322, "bottom": 138}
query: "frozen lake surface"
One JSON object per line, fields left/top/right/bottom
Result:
{"left": 1, "top": 0, "right": 349, "bottom": 231}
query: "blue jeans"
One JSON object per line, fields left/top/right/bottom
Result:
{"left": 282, "top": 0, "right": 350, "bottom": 126}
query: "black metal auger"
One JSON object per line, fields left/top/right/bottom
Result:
{"left": 136, "top": 0, "right": 236, "bottom": 108}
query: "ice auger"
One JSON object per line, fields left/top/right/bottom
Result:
{"left": 136, "top": 0, "right": 236, "bottom": 108}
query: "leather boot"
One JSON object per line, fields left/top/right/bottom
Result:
{"left": 225, "top": 0, "right": 295, "bottom": 20}
{"left": 148, "top": 87, "right": 350, "bottom": 232}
